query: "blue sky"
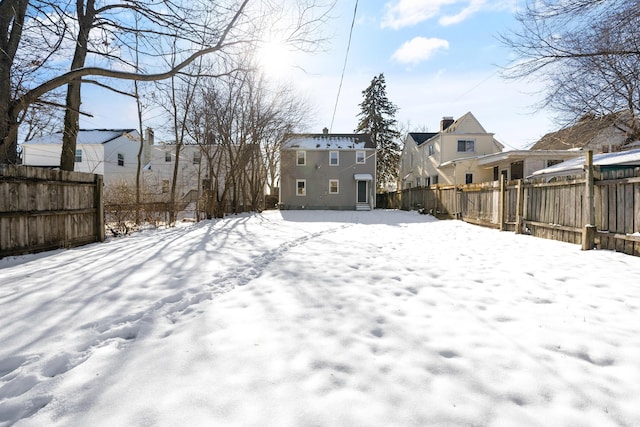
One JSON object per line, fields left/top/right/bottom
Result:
{"left": 80, "top": 0, "right": 556, "bottom": 150}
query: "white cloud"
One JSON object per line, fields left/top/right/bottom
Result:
{"left": 439, "top": 0, "right": 486, "bottom": 26}
{"left": 391, "top": 37, "right": 450, "bottom": 65}
{"left": 381, "top": 0, "right": 456, "bottom": 29}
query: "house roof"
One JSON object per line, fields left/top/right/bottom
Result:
{"left": 529, "top": 148, "right": 640, "bottom": 179}
{"left": 282, "top": 133, "right": 374, "bottom": 150}
{"left": 408, "top": 132, "right": 438, "bottom": 146}
{"left": 22, "top": 129, "right": 139, "bottom": 145}
{"left": 531, "top": 111, "right": 632, "bottom": 150}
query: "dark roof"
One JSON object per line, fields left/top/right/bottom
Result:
{"left": 531, "top": 111, "right": 632, "bottom": 150}
{"left": 408, "top": 132, "right": 438, "bottom": 146}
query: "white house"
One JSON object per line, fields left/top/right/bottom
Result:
{"left": 21, "top": 129, "right": 145, "bottom": 187}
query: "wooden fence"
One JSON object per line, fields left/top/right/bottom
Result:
{"left": 382, "top": 159, "right": 640, "bottom": 256}
{"left": 0, "top": 165, "right": 104, "bottom": 258}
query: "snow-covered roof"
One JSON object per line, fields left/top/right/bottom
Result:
{"left": 529, "top": 148, "right": 640, "bottom": 179}
{"left": 22, "top": 129, "right": 138, "bottom": 145}
{"left": 282, "top": 133, "right": 374, "bottom": 150}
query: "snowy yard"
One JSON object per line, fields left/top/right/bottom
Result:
{"left": 1, "top": 209, "right": 640, "bottom": 426}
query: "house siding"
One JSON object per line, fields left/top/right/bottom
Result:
{"left": 280, "top": 148, "right": 376, "bottom": 210}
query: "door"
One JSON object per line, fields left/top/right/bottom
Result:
{"left": 357, "top": 180, "right": 368, "bottom": 204}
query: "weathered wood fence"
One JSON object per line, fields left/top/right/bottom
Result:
{"left": 0, "top": 165, "right": 105, "bottom": 258}
{"left": 381, "top": 157, "right": 640, "bottom": 256}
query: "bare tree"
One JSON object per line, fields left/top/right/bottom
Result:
{"left": 502, "top": 0, "right": 640, "bottom": 138}
{"left": 0, "top": 0, "right": 335, "bottom": 166}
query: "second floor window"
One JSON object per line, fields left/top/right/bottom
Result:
{"left": 329, "top": 151, "right": 339, "bottom": 166}
{"left": 457, "top": 140, "right": 475, "bottom": 153}
{"left": 165, "top": 152, "right": 171, "bottom": 162}
{"left": 297, "top": 151, "right": 306, "bottom": 166}
{"left": 193, "top": 153, "right": 201, "bottom": 165}
{"left": 117, "top": 153, "right": 124, "bottom": 167}
{"left": 428, "top": 144, "right": 434, "bottom": 156}
{"left": 356, "top": 151, "right": 365, "bottom": 164}
{"left": 75, "top": 149, "right": 82, "bottom": 162}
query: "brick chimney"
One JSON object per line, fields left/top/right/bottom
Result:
{"left": 322, "top": 127, "right": 329, "bottom": 135}
{"left": 440, "top": 116, "right": 454, "bottom": 131}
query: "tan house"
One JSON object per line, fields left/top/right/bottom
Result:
{"left": 399, "top": 112, "right": 504, "bottom": 188}
{"left": 532, "top": 111, "right": 637, "bottom": 153}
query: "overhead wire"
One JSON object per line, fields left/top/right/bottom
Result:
{"left": 329, "top": 0, "right": 358, "bottom": 133}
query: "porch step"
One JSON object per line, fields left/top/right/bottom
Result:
{"left": 355, "top": 204, "right": 371, "bottom": 211}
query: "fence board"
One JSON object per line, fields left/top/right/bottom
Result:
{"left": 0, "top": 165, "right": 104, "bottom": 257}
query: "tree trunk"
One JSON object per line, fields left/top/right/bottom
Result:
{"left": 60, "top": 0, "right": 96, "bottom": 171}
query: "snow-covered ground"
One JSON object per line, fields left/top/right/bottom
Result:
{"left": 1, "top": 210, "right": 640, "bottom": 427}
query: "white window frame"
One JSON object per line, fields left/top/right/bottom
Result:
{"left": 329, "top": 151, "right": 339, "bottom": 166}
{"left": 193, "top": 152, "right": 201, "bottom": 165}
{"left": 75, "top": 149, "right": 82, "bottom": 163}
{"left": 457, "top": 139, "right": 475, "bottom": 153}
{"left": 297, "top": 151, "right": 306, "bottom": 166}
{"left": 296, "top": 179, "right": 306, "bottom": 196}
{"left": 165, "top": 152, "right": 171, "bottom": 162}
{"left": 428, "top": 144, "right": 434, "bottom": 156}
{"left": 329, "top": 179, "right": 339, "bottom": 194}
{"left": 356, "top": 151, "right": 366, "bottom": 164}
{"left": 117, "top": 153, "right": 124, "bottom": 167}
{"left": 416, "top": 177, "right": 421, "bottom": 187}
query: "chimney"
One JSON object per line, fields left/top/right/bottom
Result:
{"left": 144, "top": 127, "right": 154, "bottom": 164}
{"left": 440, "top": 116, "right": 454, "bottom": 131}
{"left": 322, "top": 127, "right": 329, "bottom": 135}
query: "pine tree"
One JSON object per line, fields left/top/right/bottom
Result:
{"left": 355, "top": 73, "right": 401, "bottom": 192}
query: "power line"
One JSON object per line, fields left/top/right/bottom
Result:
{"left": 330, "top": 0, "right": 358, "bottom": 133}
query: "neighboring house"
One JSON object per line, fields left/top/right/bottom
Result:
{"left": 279, "top": 129, "right": 376, "bottom": 210}
{"left": 529, "top": 148, "right": 640, "bottom": 180}
{"left": 21, "top": 129, "right": 145, "bottom": 187}
{"left": 531, "top": 111, "right": 635, "bottom": 153}
{"left": 399, "top": 112, "right": 504, "bottom": 188}
{"left": 144, "top": 142, "right": 265, "bottom": 213}
{"left": 473, "top": 149, "right": 585, "bottom": 182}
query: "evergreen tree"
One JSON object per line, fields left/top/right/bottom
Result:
{"left": 355, "top": 73, "right": 401, "bottom": 192}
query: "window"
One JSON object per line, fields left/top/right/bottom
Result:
{"left": 410, "top": 153, "right": 414, "bottom": 167}
{"left": 433, "top": 175, "right": 439, "bottom": 185}
{"left": 165, "top": 152, "right": 171, "bottom": 162}
{"left": 457, "top": 139, "right": 475, "bottom": 153}
{"left": 75, "top": 149, "right": 82, "bottom": 162}
{"left": 329, "top": 151, "right": 339, "bottom": 166}
{"left": 329, "top": 179, "right": 339, "bottom": 194}
{"left": 428, "top": 144, "right": 434, "bottom": 156}
{"left": 296, "top": 179, "right": 306, "bottom": 196}
{"left": 425, "top": 177, "right": 431, "bottom": 186}
{"left": 465, "top": 173, "right": 473, "bottom": 184}
{"left": 117, "top": 153, "right": 124, "bottom": 167}
{"left": 416, "top": 177, "right": 421, "bottom": 187}
{"left": 547, "top": 159, "right": 562, "bottom": 167}
{"left": 193, "top": 153, "right": 201, "bottom": 165}
{"left": 162, "top": 180, "right": 169, "bottom": 193}
{"left": 493, "top": 166, "right": 499, "bottom": 181}
{"left": 297, "top": 151, "right": 306, "bottom": 166}
{"left": 356, "top": 151, "right": 366, "bottom": 164}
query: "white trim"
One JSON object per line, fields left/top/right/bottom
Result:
{"left": 354, "top": 173, "right": 373, "bottom": 181}
{"left": 297, "top": 150, "right": 306, "bottom": 166}
{"left": 329, "top": 179, "right": 339, "bottom": 194}
{"left": 329, "top": 151, "right": 339, "bottom": 166}
{"left": 296, "top": 179, "right": 306, "bottom": 196}
{"left": 356, "top": 151, "right": 366, "bottom": 164}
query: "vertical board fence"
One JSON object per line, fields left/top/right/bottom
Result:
{"left": 383, "top": 165, "right": 640, "bottom": 257}
{"left": 0, "top": 165, "right": 105, "bottom": 258}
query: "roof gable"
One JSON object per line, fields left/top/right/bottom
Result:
{"left": 531, "top": 111, "right": 632, "bottom": 150}
{"left": 443, "top": 112, "right": 487, "bottom": 134}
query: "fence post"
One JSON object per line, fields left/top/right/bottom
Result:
{"left": 95, "top": 174, "right": 105, "bottom": 242}
{"left": 499, "top": 175, "right": 506, "bottom": 231}
{"left": 582, "top": 150, "right": 596, "bottom": 250}
{"left": 515, "top": 179, "right": 524, "bottom": 234}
